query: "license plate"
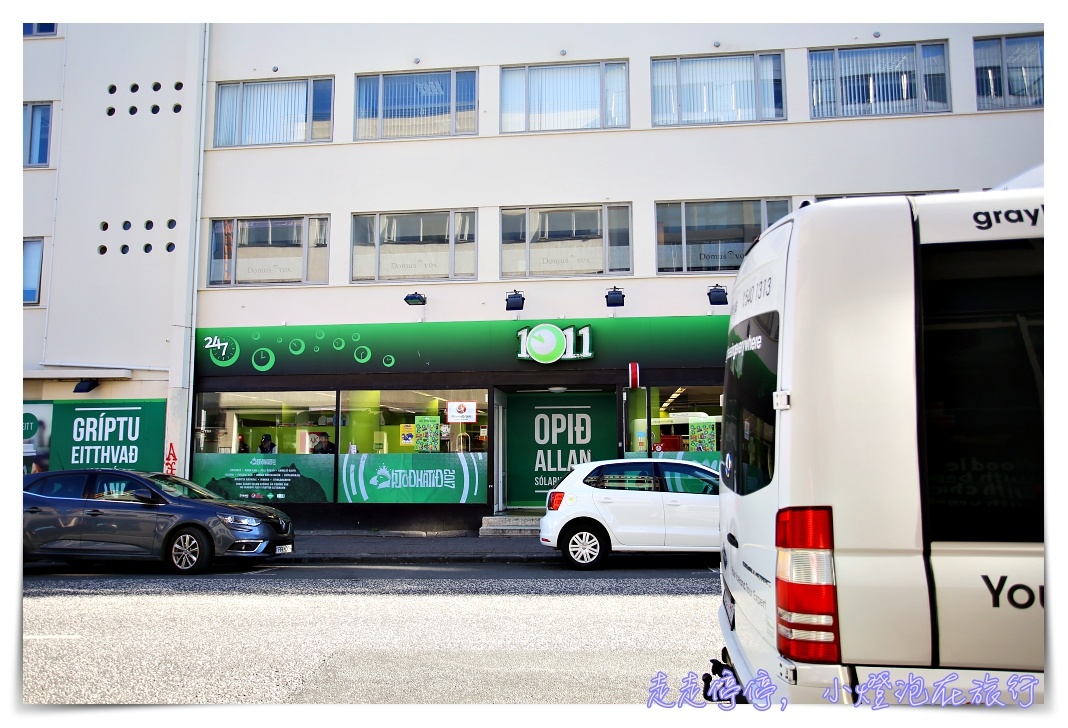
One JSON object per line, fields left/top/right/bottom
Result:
{"left": 275, "top": 544, "right": 292, "bottom": 554}
{"left": 723, "top": 581, "right": 736, "bottom": 631}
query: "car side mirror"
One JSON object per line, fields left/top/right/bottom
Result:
{"left": 129, "top": 487, "right": 156, "bottom": 503}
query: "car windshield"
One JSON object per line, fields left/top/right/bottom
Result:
{"left": 144, "top": 473, "right": 223, "bottom": 500}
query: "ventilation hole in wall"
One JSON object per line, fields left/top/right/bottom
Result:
{"left": 167, "top": 219, "right": 177, "bottom": 229}
{"left": 108, "top": 84, "right": 117, "bottom": 94}
{"left": 152, "top": 82, "right": 162, "bottom": 91}
{"left": 130, "top": 83, "right": 139, "bottom": 93}
{"left": 106, "top": 107, "right": 116, "bottom": 116}
{"left": 122, "top": 221, "right": 132, "bottom": 230}
{"left": 143, "top": 243, "right": 153, "bottom": 253}
{"left": 166, "top": 242, "right": 175, "bottom": 252}
{"left": 121, "top": 245, "right": 130, "bottom": 254}
{"left": 174, "top": 82, "right": 183, "bottom": 91}
{"left": 98, "top": 246, "right": 108, "bottom": 255}
{"left": 173, "top": 104, "right": 182, "bottom": 113}
{"left": 129, "top": 106, "right": 138, "bottom": 115}
{"left": 100, "top": 222, "right": 109, "bottom": 231}
{"left": 145, "top": 220, "right": 154, "bottom": 230}
{"left": 151, "top": 105, "right": 160, "bottom": 114}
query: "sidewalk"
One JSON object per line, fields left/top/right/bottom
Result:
{"left": 276, "top": 530, "right": 557, "bottom": 565}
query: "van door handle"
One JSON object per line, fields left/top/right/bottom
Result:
{"left": 726, "top": 532, "right": 739, "bottom": 548}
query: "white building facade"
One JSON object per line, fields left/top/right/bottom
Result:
{"left": 24, "top": 23, "right": 1043, "bottom": 529}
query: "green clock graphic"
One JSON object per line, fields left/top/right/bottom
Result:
{"left": 527, "top": 323, "right": 567, "bottom": 364}
{"left": 251, "top": 347, "right": 276, "bottom": 372}
{"left": 208, "top": 336, "right": 241, "bottom": 367}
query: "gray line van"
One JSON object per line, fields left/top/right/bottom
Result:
{"left": 713, "top": 183, "right": 1044, "bottom": 706}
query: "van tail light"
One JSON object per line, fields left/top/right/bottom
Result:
{"left": 547, "top": 491, "right": 565, "bottom": 511}
{"left": 775, "top": 507, "right": 841, "bottom": 664}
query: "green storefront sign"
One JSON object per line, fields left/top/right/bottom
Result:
{"left": 340, "top": 452, "right": 487, "bottom": 504}
{"left": 505, "top": 392, "right": 617, "bottom": 507}
{"left": 23, "top": 399, "right": 167, "bottom": 474}
{"left": 195, "top": 316, "right": 728, "bottom": 377}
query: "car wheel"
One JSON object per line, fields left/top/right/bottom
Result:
{"left": 165, "top": 527, "right": 212, "bottom": 575}
{"left": 561, "top": 522, "right": 609, "bottom": 570}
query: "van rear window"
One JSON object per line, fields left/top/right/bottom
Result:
{"left": 919, "top": 238, "right": 1043, "bottom": 543}
{"left": 721, "top": 312, "right": 779, "bottom": 496}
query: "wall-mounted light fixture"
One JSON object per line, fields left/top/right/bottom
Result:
{"left": 707, "top": 285, "right": 729, "bottom": 306}
{"left": 74, "top": 378, "right": 100, "bottom": 393}
{"left": 605, "top": 287, "right": 625, "bottom": 307}
{"left": 505, "top": 290, "right": 525, "bottom": 311}
{"left": 404, "top": 292, "right": 427, "bottom": 306}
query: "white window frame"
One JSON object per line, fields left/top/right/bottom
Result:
{"left": 355, "top": 69, "right": 478, "bottom": 140}
{"left": 24, "top": 24, "right": 57, "bottom": 37}
{"left": 652, "top": 52, "right": 785, "bottom": 126}
{"left": 501, "top": 61, "right": 630, "bottom": 133}
{"left": 24, "top": 238, "right": 44, "bottom": 305}
{"left": 501, "top": 204, "right": 632, "bottom": 278}
{"left": 24, "top": 102, "right": 52, "bottom": 167}
{"left": 655, "top": 198, "right": 790, "bottom": 274}
{"left": 974, "top": 34, "right": 1044, "bottom": 110}
{"left": 809, "top": 42, "right": 951, "bottom": 118}
{"left": 351, "top": 210, "right": 477, "bottom": 282}
{"left": 208, "top": 215, "right": 330, "bottom": 286}
{"left": 214, "top": 77, "right": 333, "bottom": 147}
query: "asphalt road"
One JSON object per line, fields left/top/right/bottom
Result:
{"left": 22, "top": 563, "right": 726, "bottom": 707}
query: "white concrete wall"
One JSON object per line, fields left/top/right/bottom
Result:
{"left": 194, "top": 23, "right": 1043, "bottom": 330}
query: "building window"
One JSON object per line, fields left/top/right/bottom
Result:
{"left": 501, "top": 62, "right": 628, "bottom": 132}
{"left": 656, "top": 199, "right": 789, "bottom": 273}
{"left": 356, "top": 70, "right": 477, "bottom": 140}
{"left": 352, "top": 210, "right": 476, "bottom": 281}
{"left": 24, "top": 103, "right": 52, "bottom": 167}
{"left": 24, "top": 238, "right": 44, "bottom": 305}
{"left": 652, "top": 53, "right": 784, "bottom": 125}
{"left": 809, "top": 42, "right": 950, "bottom": 118}
{"left": 209, "top": 216, "right": 329, "bottom": 286}
{"left": 975, "top": 34, "right": 1044, "bottom": 110}
{"left": 214, "top": 78, "right": 333, "bottom": 147}
{"left": 24, "top": 24, "right": 57, "bottom": 37}
{"left": 501, "top": 204, "right": 631, "bottom": 277}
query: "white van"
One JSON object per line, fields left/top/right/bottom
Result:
{"left": 714, "top": 186, "right": 1044, "bottom": 706}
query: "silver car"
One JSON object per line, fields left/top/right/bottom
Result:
{"left": 24, "top": 469, "right": 294, "bottom": 574}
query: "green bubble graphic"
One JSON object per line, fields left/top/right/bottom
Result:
{"left": 289, "top": 339, "right": 306, "bottom": 355}
{"left": 354, "top": 346, "right": 371, "bottom": 364}
{"left": 332, "top": 338, "right": 345, "bottom": 351}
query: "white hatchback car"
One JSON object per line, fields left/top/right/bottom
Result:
{"left": 539, "top": 458, "right": 721, "bottom": 569}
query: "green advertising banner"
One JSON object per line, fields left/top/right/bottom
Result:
{"left": 339, "top": 452, "right": 487, "bottom": 504}
{"left": 26, "top": 399, "right": 167, "bottom": 473}
{"left": 505, "top": 392, "right": 618, "bottom": 507}
{"left": 191, "top": 453, "right": 332, "bottom": 503}
{"left": 195, "top": 316, "right": 729, "bottom": 377}
{"left": 625, "top": 450, "right": 722, "bottom": 473}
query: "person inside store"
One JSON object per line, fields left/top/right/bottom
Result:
{"left": 313, "top": 432, "right": 337, "bottom": 454}
{"left": 258, "top": 434, "right": 278, "bottom": 454}
{"left": 237, "top": 434, "right": 250, "bottom": 453}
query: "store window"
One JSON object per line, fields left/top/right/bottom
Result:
{"left": 190, "top": 389, "right": 489, "bottom": 505}
{"left": 652, "top": 52, "right": 784, "bottom": 125}
{"left": 214, "top": 77, "right": 333, "bottom": 146}
{"left": 209, "top": 216, "right": 329, "bottom": 286}
{"left": 625, "top": 385, "right": 723, "bottom": 470}
{"left": 24, "top": 102, "right": 52, "bottom": 167}
{"left": 974, "top": 34, "right": 1043, "bottom": 110}
{"left": 809, "top": 42, "right": 950, "bottom": 118}
{"left": 24, "top": 238, "right": 44, "bottom": 305}
{"left": 501, "top": 61, "right": 629, "bottom": 132}
{"left": 656, "top": 199, "right": 789, "bottom": 273}
{"left": 356, "top": 69, "right": 477, "bottom": 139}
{"left": 24, "top": 24, "right": 58, "bottom": 37}
{"left": 352, "top": 209, "right": 476, "bottom": 281}
{"left": 502, "top": 204, "right": 631, "bottom": 277}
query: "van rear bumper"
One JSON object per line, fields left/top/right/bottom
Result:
{"left": 717, "top": 605, "right": 1044, "bottom": 707}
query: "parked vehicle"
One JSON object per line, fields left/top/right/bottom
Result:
{"left": 714, "top": 183, "right": 1044, "bottom": 705}
{"left": 24, "top": 469, "right": 294, "bottom": 574}
{"left": 539, "top": 458, "right": 720, "bottom": 569}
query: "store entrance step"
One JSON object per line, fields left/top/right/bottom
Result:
{"left": 478, "top": 514, "right": 542, "bottom": 537}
